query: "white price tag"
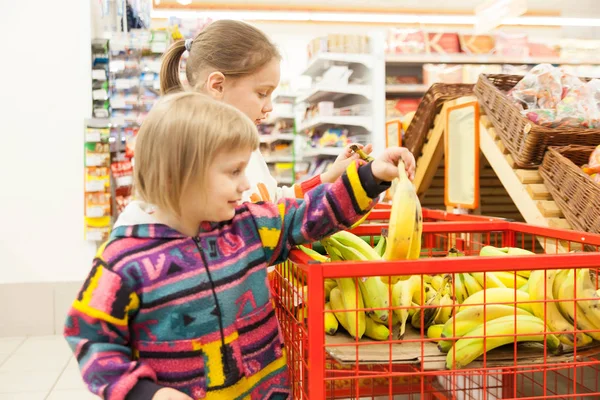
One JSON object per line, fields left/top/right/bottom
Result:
{"left": 153, "top": 81, "right": 161, "bottom": 91}
{"left": 86, "top": 231, "right": 103, "bottom": 241}
{"left": 116, "top": 175, "right": 133, "bottom": 187}
{"left": 86, "top": 181, "right": 105, "bottom": 192}
{"left": 86, "top": 207, "right": 106, "bottom": 218}
{"left": 86, "top": 154, "right": 103, "bottom": 167}
{"left": 86, "top": 132, "right": 101, "bottom": 143}
{"left": 110, "top": 60, "right": 125, "bottom": 72}
{"left": 92, "top": 89, "right": 108, "bottom": 101}
{"left": 92, "top": 69, "right": 107, "bottom": 80}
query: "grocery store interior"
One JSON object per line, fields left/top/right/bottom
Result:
{"left": 4, "top": 0, "right": 600, "bottom": 399}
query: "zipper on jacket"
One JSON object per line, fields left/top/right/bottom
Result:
{"left": 193, "top": 237, "right": 230, "bottom": 374}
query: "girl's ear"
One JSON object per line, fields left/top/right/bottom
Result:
{"left": 206, "top": 71, "right": 226, "bottom": 100}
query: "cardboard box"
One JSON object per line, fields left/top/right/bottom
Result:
{"left": 427, "top": 32, "right": 461, "bottom": 54}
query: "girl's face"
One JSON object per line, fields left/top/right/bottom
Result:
{"left": 220, "top": 58, "right": 281, "bottom": 125}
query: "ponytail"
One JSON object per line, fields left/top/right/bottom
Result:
{"left": 160, "top": 40, "right": 186, "bottom": 95}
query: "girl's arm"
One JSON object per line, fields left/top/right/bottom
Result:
{"left": 245, "top": 149, "right": 413, "bottom": 266}
{"left": 64, "top": 259, "right": 165, "bottom": 400}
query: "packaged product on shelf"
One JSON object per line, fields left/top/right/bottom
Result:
{"left": 111, "top": 160, "right": 133, "bottom": 188}
{"left": 386, "top": 29, "right": 426, "bottom": 54}
{"left": 458, "top": 34, "right": 495, "bottom": 55}
{"left": 386, "top": 76, "right": 420, "bottom": 85}
{"left": 527, "top": 41, "right": 559, "bottom": 58}
{"left": 85, "top": 167, "right": 110, "bottom": 192}
{"left": 85, "top": 216, "right": 112, "bottom": 242}
{"left": 85, "top": 143, "right": 110, "bottom": 167}
{"left": 386, "top": 99, "right": 421, "bottom": 120}
{"left": 423, "top": 64, "right": 463, "bottom": 86}
{"left": 495, "top": 32, "right": 529, "bottom": 57}
{"left": 86, "top": 192, "right": 111, "bottom": 218}
{"left": 558, "top": 39, "right": 600, "bottom": 61}
{"left": 426, "top": 32, "right": 460, "bottom": 54}
{"left": 313, "top": 128, "right": 349, "bottom": 148}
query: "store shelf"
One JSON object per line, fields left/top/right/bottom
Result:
{"left": 303, "top": 147, "right": 342, "bottom": 158}
{"left": 264, "top": 155, "right": 294, "bottom": 163}
{"left": 296, "top": 84, "right": 372, "bottom": 104}
{"left": 276, "top": 177, "right": 294, "bottom": 185}
{"left": 385, "top": 54, "right": 599, "bottom": 66}
{"left": 302, "top": 52, "right": 373, "bottom": 78}
{"left": 260, "top": 133, "right": 295, "bottom": 144}
{"left": 386, "top": 84, "right": 429, "bottom": 95}
{"left": 264, "top": 113, "right": 295, "bottom": 124}
{"left": 297, "top": 116, "right": 372, "bottom": 132}
{"left": 272, "top": 92, "right": 298, "bottom": 103}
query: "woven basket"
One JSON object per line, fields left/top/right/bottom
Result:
{"left": 404, "top": 83, "right": 474, "bottom": 158}
{"left": 475, "top": 74, "right": 600, "bottom": 169}
{"left": 539, "top": 145, "right": 600, "bottom": 233}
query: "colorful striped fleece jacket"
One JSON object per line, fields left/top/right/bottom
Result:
{"left": 64, "top": 161, "right": 389, "bottom": 399}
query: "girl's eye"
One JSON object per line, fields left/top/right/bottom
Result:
{"left": 232, "top": 169, "right": 241, "bottom": 176}
{"left": 258, "top": 92, "right": 268, "bottom": 98}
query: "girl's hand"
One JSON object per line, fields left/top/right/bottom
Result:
{"left": 321, "top": 143, "right": 374, "bottom": 183}
{"left": 152, "top": 388, "right": 194, "bottom": 400}
{"left": 371, "top": 147, "right": 416, "bottom": 183}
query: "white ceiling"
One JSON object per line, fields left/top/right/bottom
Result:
{"left": 160, "top": 0, "right": 600, "bottom": 17}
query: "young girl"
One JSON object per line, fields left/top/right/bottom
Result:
{"left": 160, "top": 19, "right": 372, "bottom": 203}
{"left": 64, "top": 92, "right": 414, "bottom": 400}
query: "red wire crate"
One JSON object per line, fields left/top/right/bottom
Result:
{"left": 272, "top": 213, "right": 600, "bottom": 400}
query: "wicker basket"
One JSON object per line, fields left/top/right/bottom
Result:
{"left": 539, "top": 145, "right": 600, "bottom": 233}
{"left": 404, "top": 83, "right": 474, "bottom": 158}
{"left": 475, "top": 74, "right": 600, "bottom": 169}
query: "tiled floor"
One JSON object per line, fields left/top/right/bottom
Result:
{"left": 0, "top": 336, "right": 97, "bottom": 399}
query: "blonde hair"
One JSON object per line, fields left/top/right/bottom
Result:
{"left": 134, "top": 92, "right": 259, "bottom": 216}
{"left": 160, "top": 20, "right": 281, "bottom": 94}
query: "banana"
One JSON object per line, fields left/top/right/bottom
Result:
{"left": 528, "top": 269, "right": 593, "bottom": 347}
{"left": 431, "top": 275, "right": 445, "bottom": 292}
{"left": 392, "top": 275, "right": 423, "bottom": 339}
{"left": 448, "top": 273, "right": 468, "bottom": 305}
{"left": 324, "top": 302, "right": 339, "bottom": 335}
{"left": 324, "top": 279, "right": 337, "bottom": 301}
{"left": 298, "top": 245, "right": 330, "bottom": 263}
{"left": 374, "top": 235, "right": 387, "bottom": 257}
{"left": 479, "top": 246, "right": 509, "bottom": 256}
{"left": 470, "top": 272, "right": 507, "bottom": 289}
{"left": 331, "top": 231, "right": 381, "bottom": 260}
{"left": 479, "top": 246, "right": 532, "bottom": 278}
{"left": 438, "top": 304, "right": 534, "bottom": 353}
{"left": 446, "top": 315, "right": 563, "bottom": 369}
{"left": 335, "top": 278, "right": 366, "bottom": 339}
{"left": 460, "top": 288, "right": 533, "bottom": 314}
{"left": 434, "top": 293, "right": 455, "bottom": 325}
{"left": 519, "top": 280, "right": 529, "bottom": 294}
{"left": 556, "top": 269, "right": 600, "bottom": 342}
{"left": 411, "top": 287, "right": 442, "bottom": 330}
{"left": 506, "top": 247, "right": 535, "bottom": 256}
{"left": 574, "top": 268, "right": 600, "bottom": 333}
{"left": 330, "top": 287, "right": 365, "bottom": 339}
{"left": 493, "top": 271, "right": 528, "bottom": 289}
{"left": 427, "top": 324, "right": 445, "bottom": 342}
{"left": 364, "top": 317, "right": 391, "bottom": 341}
{"left": 461, "top": 273, "right": 484, "bottom": 297}
{"left": 382, "top": 160, "right": 423, "bottom": 284}
{"left": 323, "top": 235, "right": 389, "bottom": 324}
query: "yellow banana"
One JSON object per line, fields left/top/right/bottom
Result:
{"left": 493, "top": 271, "right": 528, "bottom": 289}
{"left": 556, "top": 269, "right": 600, "bottom": 341}
{"left": 324, "top": 302, "right": 339, "bottom": 335}
{"left": 446, "top": 315, "right": 563, "bottom": 369}
{"left": 470, "top": 272, "right": 507, "bottom": 289}
{"left": 374, "top": 235, "right": 386, "bottom": 257}
{"left": 461, "top": 273, "right": 483, "bottom": 297}
{"left": 479, "top": 246, "right": 509, "bottom": 256}
{"left": 438, "top": 304, "right": 534, "bottom": 353}
{"left": 392, "top": 275, "right": 422, "bottom": 339}
{"left": 382, "top": 160, "right": 422, "bottom": 284}
{"left": 528, "top": 269, "right": 592, "bottom": 347}
{"left": 324, "top": 279, "right": 337, "bottom": 301}
{"left": 574, "top": 268, "right": 600, "bottom": 332}
{"left": 331, "top": 230, "right": 381, "bottom": 260}
{"left": 459, "top": 288, "right": 533, "bottom": 314}
{"left": 411, "top": 287, "right": 442, "bottom": 330}
{"left": 427, "top": 324, "right": 444, "bottom": 342}
{"left": 434, "top": 293, "right": 455, "bottom": 325}
{"left": 431, "top": 275, "right": 445, "bottom": 292}
{"left": 330, "top": 287, "right": 366, "bottom": 339}
{"left": 448, "top": 273, "right": 468, "bottom": 304}
{"left": 364, "top": 317, "right": 390, "bottom": 341}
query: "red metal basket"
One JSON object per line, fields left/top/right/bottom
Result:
{"left": 272, "top": 219, "right": 600, "bottom": 400}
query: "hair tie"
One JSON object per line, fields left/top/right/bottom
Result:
{"left": 184, "top": 39, "right": 193, "bottom": 52}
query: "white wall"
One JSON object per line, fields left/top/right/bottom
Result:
{"left": 0, "top": 0, "right": 96, "bottom": 283}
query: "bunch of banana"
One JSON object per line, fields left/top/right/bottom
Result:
{"left": 528, "top": 269, "right": 593, "bottom": 347}
{"left": 446, "top": 315, "right": 563, "bottom": 369}
{"left": 410, "top": 276, "right": 453, "bottom": 331}
{"left": 380, "top": 159, "right": 423, "bottom": 284}
{"left": 479, "top": 245, "right": 534, "bottom": 279}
